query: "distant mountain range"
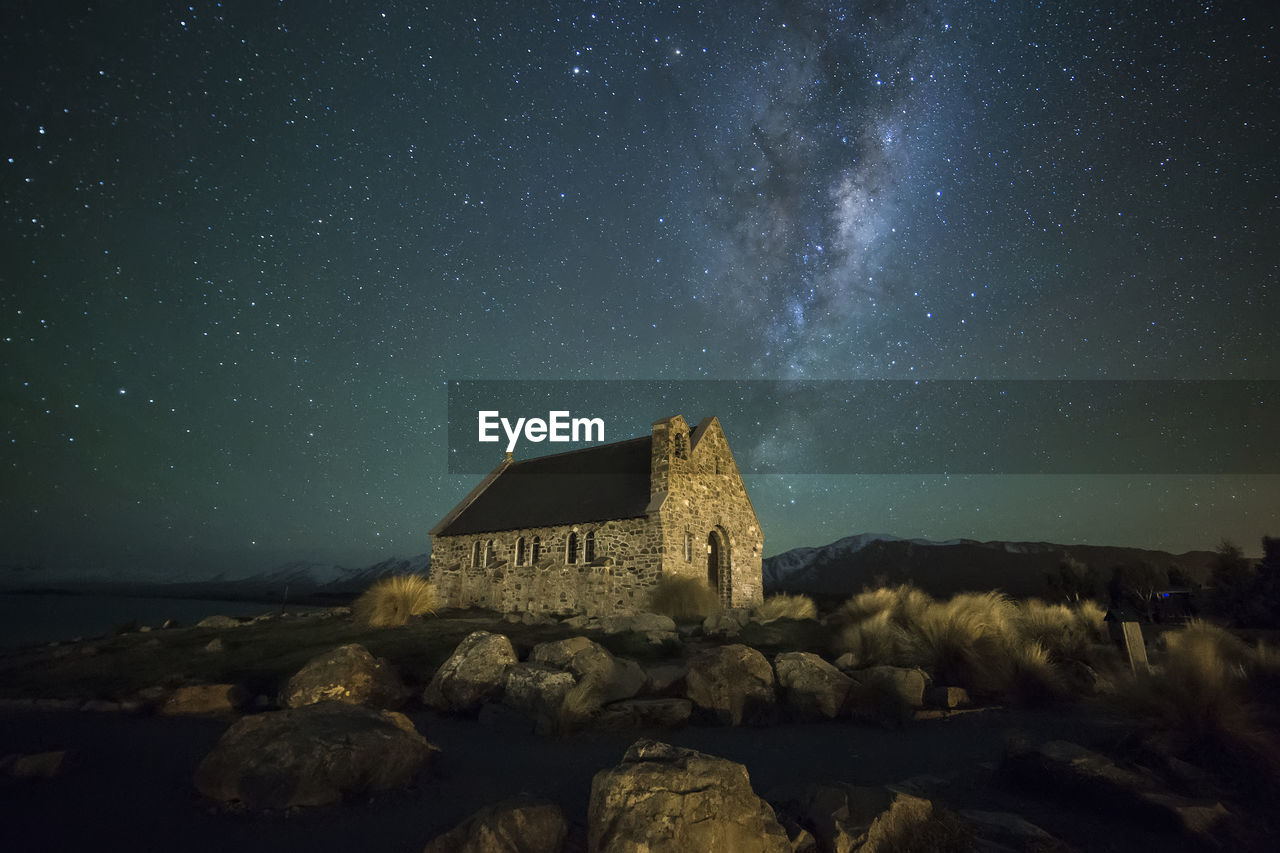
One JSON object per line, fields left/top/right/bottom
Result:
{"left": 3, "top": 534, "right": 1220, "bottom": 604}
{"left": 0, "top": 555, "right": 431, "bottom": 604}
{"left": 762, "top": 533, "right": 1219, "bottom": 599}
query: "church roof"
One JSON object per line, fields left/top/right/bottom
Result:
{"left": 432, "top": 436, "right": 653, "bottom": 536}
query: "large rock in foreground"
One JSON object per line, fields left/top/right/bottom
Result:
{"left": 422, "top": 794, "right": 568, "bottom": 853}
{"left": 424, "top": 631, "right": 518, "bottom": 713}
{"left": 279, "top": 643, "right": 405, "bottom": 709}
{"left": 1001, "top": 739, "right": 1228, "bottom": 838}
{"left": 588, "top": 739, "right": 791, "bottom": 853}
{"left": 195, "top": 702, "right": 437, "bottom": 809}
{"left": 684, "top": 644, "right": 777, "bottom": 725}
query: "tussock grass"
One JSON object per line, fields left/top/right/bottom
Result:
{"left": 835, "top": 584, "right": 933, "bottom": 628}
{"left": 838, "top": 609, "right": 915, "bottom": 667}
{"left": 906, "top": 591, "right": 1016, "bottom": 694}
{"left": 832, "top": 585, "right": 1102, "bottom": 701}
{"left": 353, "top": 574, "right": 438, "bottom": 627}
{"left": 647, "top": 575, "right": 720, "bottom": 622}
{"left": 1119, "top": 620, "right": 1254, "bottom": 741}
{"left": 1114, "top": 620, "right": 1280, "bottom": 790}
{"left": 753, "top": 593, "right": 818, "bottom": 623}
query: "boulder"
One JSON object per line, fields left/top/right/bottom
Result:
{"left": 422, "top": 794, "right": 568, "bottom": 853}
{"left": 858, "top": 793, "right": 970, "bottom": 852}
{"left": 1, "top": 750, "right": 69, "bottom": 780}
{"left": 279, "top": 643, "right": 405, "bottom": 709}
{"left": 703, "top": 609, "right": 750, "bottom": 637}
{"left": 423, "top": 631, "right": 518, "bottom": 713}
{"left": 160, "top": 684, "right": 249, "bottom": 716}
{"left": 773, "top": 652, "right": 855, "bottom": 722}
{"left": 195, "top": 702, "right": 437, "bottom": 809}
{"left": 643, "top": 662, "right": 687, "bottom": 696}
{"left": 588, "top": 739, "right": 791, "bottom": 853}
{"left": 684, "top": 644, "right": 777, "bottom": 725}
{"left": 502, "top": 664, "right": 578, "bottom": 734}
{"left": 595, "top": 698, "right": 693, "bottom": 730}
{"left": 196, "top": 614, "right": 240, "bottom": 629}
{"left": 1001, "top": 739, "right": 1228, "bottom": 838}
{"left": 529, "top": 636, "right": 644, "bottom": 707}
{"left": 599, "top": 613, "right": 676, "bottom": 635}
{"left": 959, "top": 810, "right": 1057, "bottom": 846}
{"left": 768, "top": 782, "right": 896, "bottom": 853}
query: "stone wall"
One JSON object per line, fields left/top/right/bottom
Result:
{"left": 653, "top": 417, "right": 764, "bottom": 608}
{"left": 430, "top": 516, "right": 662, "bottom": 617}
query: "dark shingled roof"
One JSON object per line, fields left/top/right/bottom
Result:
{"left": 435, "top": 436, "right": 653, "bottom": 536}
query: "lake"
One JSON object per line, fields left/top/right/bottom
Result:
{"left": 0, "top": 593, "right": 322, "bottom": 649}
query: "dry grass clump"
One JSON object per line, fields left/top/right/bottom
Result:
{"left": 1119, "top": 620, "right": 1254, "bottom": 742}
{"left": 1114, "top": 620, "right": 1280, "bottom": 790}
{"left": 838, "top": 609, "right": 915, "bottom": 667}
{"left": 835, "top": 584, "right": 933, "bottom": 627}
{"left": 1014, "top": 598, "right": 1108, "bottom": 669}
{"left": 833, "top": 586, "right": 1103, "bottom": 701}
{"left": 754, "top": 593, "right": 818, "bottom": 623}
{"left": 353, "top": 573, "right": 438, "bottom": 627}
{"left": 905, "top": 591, "right": 1017, "bottom": 694}
{"left": 647, "top": 575, "right": 720, "bottom": 622}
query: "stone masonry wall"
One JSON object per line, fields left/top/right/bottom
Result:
{"left": 655, "top": 417, "right": 764, "bottom": 608}
{"left": 430, "top": 516, "right": 662, "bottom": 617}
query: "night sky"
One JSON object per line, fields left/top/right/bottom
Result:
{"left": 3, "top": 1, "right": 1276, "bottom": 580}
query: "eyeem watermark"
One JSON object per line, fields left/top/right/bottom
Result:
{"left": 448, "top": 379, "right": 1280, "bottom": 474}
{"left": 478, "top": 410, "right": 605, "bottom": 453}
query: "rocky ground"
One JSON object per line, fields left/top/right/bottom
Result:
{"left": 0, "top": 607, "right": 1271, "bottom": 851}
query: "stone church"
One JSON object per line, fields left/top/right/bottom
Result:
{"left": 429, "top": 415, "right": 763, "bottom": 617}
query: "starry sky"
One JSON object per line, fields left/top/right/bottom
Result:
{"left": 2, "top": 1, "right": 1276, "bottom": 580}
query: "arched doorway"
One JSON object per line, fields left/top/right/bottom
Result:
{"left": 707, "top": 528, "right": 731, "bottom": 606}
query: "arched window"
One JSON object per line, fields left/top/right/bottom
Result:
{"left": 531, "top": 535, "right": 541, "bottom": 564}
{"left": 584, "top": 530, "right": 596, "bottom": 563}
{"left": 472, "top": 541, "right": 482, "bottom": 568}
{"left": 566, "top": 531, "right": 579, "bottom": 564}
{"left": 515, "top": 536, "right": 526, "bottom": 566}
{"left": 485, "top": 539, "right": 496, "bottom": 567}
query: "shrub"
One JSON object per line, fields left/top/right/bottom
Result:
{"left": 647, "top": 575, "right": 720, "bottom": 622}
{"left": 1014, "top": 598, "right": 1107, "bottom": 664}
{"left": 353, "top": 573, "right": 438, "bottom": 627}
{"left": 754, "top": 593, "right": 818, "bottom": 623}
{"left": 835, "top": 584, "right": 933, "bottom": 628}
{"left": 1005, "top": 639, "right": 1067, "bottom": 703}
{"left": 1113, "top": 619, "right": 1280, "bottom": 787}
{"left": 833, "top": 586, "right": 1111, "bottom": 702}
{"left": 905, "top": 592, "right": 1016, "bottom": 694}
{"left": 835, "top": 609, "right": 915, "bottom": 668}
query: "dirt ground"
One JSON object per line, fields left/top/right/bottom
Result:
{"left": 0, "top": 702, "right": 1202, "bottom": 852}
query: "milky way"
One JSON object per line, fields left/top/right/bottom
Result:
{"left": 1, "top": 1, "right": 1276, "bottom": 578}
